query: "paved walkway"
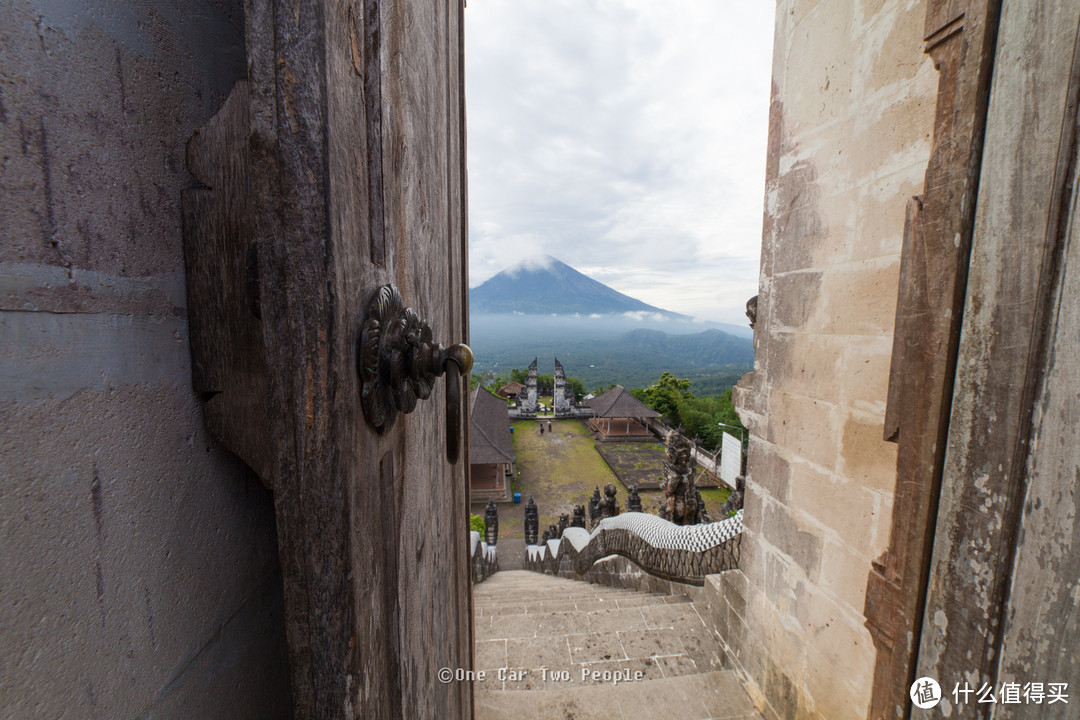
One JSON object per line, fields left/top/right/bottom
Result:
{"left": 472, "top": 571, "right": 762, "bottom": 720}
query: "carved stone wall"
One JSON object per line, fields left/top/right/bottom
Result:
{"left": 728, "top": 1, "right": 939, "bottom": 718}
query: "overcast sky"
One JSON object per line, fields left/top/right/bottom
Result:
{"left": 464, "top": 1, "right": 776, "bottom": 325}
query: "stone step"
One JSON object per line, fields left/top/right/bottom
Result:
{"left": 475, "top": 596, "right": 691, "bottom": 619}
{"left": 479, "top": 585, "right": 692, "bottom": 598}
{"left": 475, "top": 571, "right": 692, "bottom": 602}
{"left": 477, "top": 580, "right": 688, "bottom": 598}
{"left": 473, "top": 670, "right": 762, "bottom": 720}
{"left": 472, "top": 570, "right": 764, "bottom": 719}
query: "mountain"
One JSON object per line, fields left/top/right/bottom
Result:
{"left": 470, "top": 255, "right": 689, "bottom": 319}
{"left": 468, "top": 325, "right": 754, "bottom": 395}
{"left": 467, "top": 256, "right": 755, "bottom": 395}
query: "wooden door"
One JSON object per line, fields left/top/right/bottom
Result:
{"left": 913, "top": 1, "right": 1080, "bottom": 716}
{"left": 182, "top": 1, "right": 472, "bottom": 718}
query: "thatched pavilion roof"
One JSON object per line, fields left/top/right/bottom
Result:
{"left": 585, "top": 385, "right": 659, "bottom": 419}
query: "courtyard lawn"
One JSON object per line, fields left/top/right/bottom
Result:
{"left": 481, "top": 419, "right": 618, "bottom": 538}
{"left": 474, "top": 418, "right": 735, "bottom": 539}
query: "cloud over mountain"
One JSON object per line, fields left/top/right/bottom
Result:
{"left": 469, "top": 256, "right": 688, "bottom": 318}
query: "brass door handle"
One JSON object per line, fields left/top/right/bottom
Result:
{"left": 358, "top": 284, "right": 473, "bottom": 463}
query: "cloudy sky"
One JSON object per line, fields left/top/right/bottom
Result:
{"left": 464, "top": 1, "right": 776, "bottom": 325}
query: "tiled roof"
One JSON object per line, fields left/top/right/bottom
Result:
{"left": 470, "top": 387, "right": 514, "bottom": 465}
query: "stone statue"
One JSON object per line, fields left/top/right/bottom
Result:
{"left": 557, "top": 513, "right": 569, "bottom": 537}
{"left": 548, "top": 524, "right": 559, "bottom": 541}
{"left": 484, "top": 498, "right": 499, "bottom": 545}
{"left": 658, "top": 430, "right": 701, "bottom": 525}
{"left": 626, "top": 485, "right": 643, "bottom": 513}
{"left": 571, "top": 504, "right": 586, "bottom": 528}
{"left": 524, "top": 497, "right": 539, "bottom": 545}
{"left": 541, "top": 529, "right": 550, "bottom": 544}
{"left": 746, "top": 295, "right": 758, "bottom": 329}
{"left": 597, "top": 483, "right": 620, "bottom": 520}
{"left": 588, "top": 486, "right": 601, "bottom": 528}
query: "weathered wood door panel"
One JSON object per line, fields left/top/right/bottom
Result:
{"left": 184, "top": 1, "right": 471, "bottom": 718}
{"left": 914, "top": 1, "right": 1080, "bottom": 716}
{"left": 995, "top": 124, "right": 1080, "bottom": 718}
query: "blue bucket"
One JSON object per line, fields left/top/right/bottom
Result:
{"left": 513, "top": 492, "right": 522, "bottom": 504}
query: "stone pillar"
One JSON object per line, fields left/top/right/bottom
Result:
{"left": 484, "top": 499, "right": 499, "bottom": 546}
{"left": 524, "top": 497, "right": 539, "bottom": 545}
{"left": 588, "top": 487, "right": 602, "bottom": 528}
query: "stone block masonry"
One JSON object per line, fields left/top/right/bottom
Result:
{"left": 0, "top": 2, "right": 291, "bottom": 716}
{"left": 729, "top": 0, "right": 938, "bottom": 718}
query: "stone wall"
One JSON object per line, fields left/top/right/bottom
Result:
{"left": 555, "top": 553, "right": 705, "bottom": 602}
{"left": 0, "top": 2, "right": 292, "bottom": 717}
{"left": 728, "top": 1, "right": 938, "bottom": 718}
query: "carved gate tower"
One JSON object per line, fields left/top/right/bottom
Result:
{"left": 553, "top": 357, "right": 572, "bottom": 416}
{"left": 520, "top": 358, "right": 539, "bottom": 414}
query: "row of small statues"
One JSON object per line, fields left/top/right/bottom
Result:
{"left": 499, "top": 474, "right": 745, "bottom": 548}
{"left": 509, "top": 430, "right": 746, "bottom": 546}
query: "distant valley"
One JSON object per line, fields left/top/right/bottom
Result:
{"left": 469, "top": 257, "right": 753, "bottom": 394}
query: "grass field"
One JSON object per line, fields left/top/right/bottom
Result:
{"left": 473, "top": 418, "right": 733, "bottom": 539}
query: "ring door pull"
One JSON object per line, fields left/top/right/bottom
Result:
{"left": 358, "top": 284, "right": 474, "bottom": 464}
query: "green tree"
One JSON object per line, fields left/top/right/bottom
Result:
{"left": 675, "top": 388, "right": 745, "bottom": 451}
{"left": 471, "top": 370, "right": 499, "bottom": 390}
{"left": 637, "top": 371, "right": 694, "bottom": 427}
{"left": 535, "top": 373, "right": 554, "bottom": 396}
{"left": 470, "top": 514, "right": 485, "bottom": 535}
{"left": 565, "top": 376, "right": 587, "bottom": 401}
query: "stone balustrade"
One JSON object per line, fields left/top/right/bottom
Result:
{"left": 524, "top": 510, "right": 743, "bottom": 586}
{"left": 470, "top": 530, "right": 498, "bottom": 583}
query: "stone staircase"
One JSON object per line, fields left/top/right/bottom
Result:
{"left": 473, "top": 571, "right": 762, "bottom": 720}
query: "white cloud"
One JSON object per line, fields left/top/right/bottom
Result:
{"left": 465, "top": 0, "right": 775, "bottom": 325}
{"left": 622, "top": 311, "right": 666, "bottom": 323}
